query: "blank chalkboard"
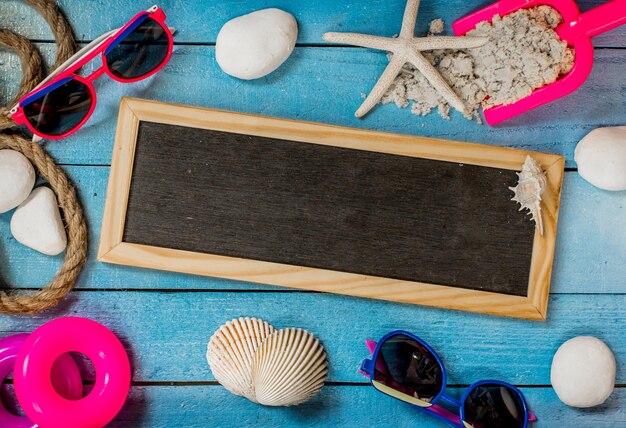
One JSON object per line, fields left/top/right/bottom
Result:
{"left": 99, "top": 98, "right": 565, "bottom": 320}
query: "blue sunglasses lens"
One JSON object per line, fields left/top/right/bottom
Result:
{"left": 374, "top": 334, "right": 443, "bottom": 404}
{"left": 463, "top": 384, "right": 525, "bottom": 428}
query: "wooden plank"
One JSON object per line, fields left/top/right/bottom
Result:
{"left": 0, "top": 291, "right": 623, "bottom": 384}
{"left": 106, "top": 385, "right": 626, "bottom": 427}
{"left": 1, "top": 168, "right": 623, "bottom": 294}
{"left": 0, "top": 384, "right": 622, "bottom": 427}
{"left": 552, "top": 174, "right": 626, "bottom": 293}
{"left": 1, "top": 45, "right": 624, "bottom": 167}
{"left": 1, "top": 0, "right": 624, "bottom": 47}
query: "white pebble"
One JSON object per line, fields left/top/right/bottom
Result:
{"left": 0, "top": 149, "right": 36, "bottom": 213}
{"left": 551, "top": 336, "right": 616, "bottom": 408}
{"left": 216, "top": 8, "right": 297, "bottom": 80}
{"left": 10, "top": 187, "right": 67, "bottom": 256}
{"left": 575, "top": 126, "right": 626, "bottom": 191}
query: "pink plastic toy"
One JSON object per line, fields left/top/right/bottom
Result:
{"left": 453, "top": 0, "right": 626, "bottom": 125}
{"left": 14, "top": 318, "right": 131, "bottom": 428}
{"left": 0, "top": 334, "right": 82, "bottom": 428}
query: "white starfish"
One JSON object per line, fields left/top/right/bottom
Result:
{"left": 323, "top": 0, "right": 488, "bottom": 118}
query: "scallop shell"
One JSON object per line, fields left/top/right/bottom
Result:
{"left": 509, "top": 156, "right": 547, "bottom": 235}
{"left": 251, "top": 328, "right": 328, "bottom": 406}
{"left": 206, "top": 317, "right": 276, "bottom": 399}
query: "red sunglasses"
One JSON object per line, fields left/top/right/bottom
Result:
{"left": 9, "top": 5, "right": 173, "bottom": 140}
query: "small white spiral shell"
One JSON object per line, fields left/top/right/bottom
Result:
{"left": 509, "top": 156, "right": 547, "bottom": 235}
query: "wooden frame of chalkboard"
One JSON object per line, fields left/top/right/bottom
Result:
{"left": 98, "top": 97, "right": 564, "bottom": 320}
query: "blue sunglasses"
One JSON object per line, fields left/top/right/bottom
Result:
{"left": 360, "top": 331, "right": 537, "bottom": 428}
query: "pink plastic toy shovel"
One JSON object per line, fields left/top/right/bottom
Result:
{"left": 453, "top": 0, "right": 626, "bottom": 125}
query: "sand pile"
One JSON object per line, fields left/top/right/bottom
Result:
{"left": 381, "top": 6, "right": 575, "bottom": 121}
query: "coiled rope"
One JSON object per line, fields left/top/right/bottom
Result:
{"left": 0, "top": 0, "right": 87, "bottom": 314}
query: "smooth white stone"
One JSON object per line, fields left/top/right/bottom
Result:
{"left": 575, "top": 126, "right": 626, "bottom": 191}
{"left": 10, "top": 187, "right": 67, "bottom": 256}
{"left": 216, "top": 8, "right": 297, "bottom": 80}
{"left": 551, "top": 336, "right": 616, "bottom": 408}
{"left": 0, "top": 149, "right": 36, "bottom": 213}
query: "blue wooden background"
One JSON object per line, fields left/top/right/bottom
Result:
{"left": 0, "top": 0, "right": 624, "bottom": 426}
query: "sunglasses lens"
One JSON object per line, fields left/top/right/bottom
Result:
{"left": 23, "top": 78, "right": 92, "bottom": 137}
{"left": 372, "top": 334, "right": 443, "bottom": 404}
{"left": 463, "top": 384, "right": 526, "bottom": 428}
{"left": 106, "top": 16, "right": 169, "bottom": 80}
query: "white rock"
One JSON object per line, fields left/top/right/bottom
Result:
{"left": 551, "top": 336, "right": 616, "bottom": 408}
{"left": 574, "top": 126, "right": 626, "bottom": 191}
{"left": 0, "top": 149, "right": 36, "bottom": 213}
{"left": 216, "top": 8, "right": 297, "bottom": 80}
{"left": 10, "top": 187, "right": 67, "bottom": 256}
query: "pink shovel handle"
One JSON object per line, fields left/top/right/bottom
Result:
{"left": 578, "top": 0, "right": 626, "bottom": 38}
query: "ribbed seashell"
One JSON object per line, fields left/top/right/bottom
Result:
{"left": 509, "top": 155, "right": 547, "bottom": 235}
{"left": 251, "top": 328, "right": 328, "bottom": 406}
{"left": 206, "top": 317, "right": 276, "bottom": 399}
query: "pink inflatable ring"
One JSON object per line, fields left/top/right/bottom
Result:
{"left": 14, "top": 317, "right": 131, "bottom": 428}
{"left": 0, "top": 333, "right": 82, "bottom": 428}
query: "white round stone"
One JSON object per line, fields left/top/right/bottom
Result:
{"left": 551, "top": 336, "right": 616, "bottom": 408}
{"left": 10, "top": 187, "right": 67, "bottom": 256}
{"left": 0, "top": 149, "right": 36, "bottom": 213}
{"left": 574, "top": 126, "right": 626, "bottom": 191}
{"left": 216, "top": 8, "right": 297, "bottom": 80}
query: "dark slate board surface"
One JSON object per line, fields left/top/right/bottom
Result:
{"left": 123, "top": 121, "right": 535, "bottom": 296}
